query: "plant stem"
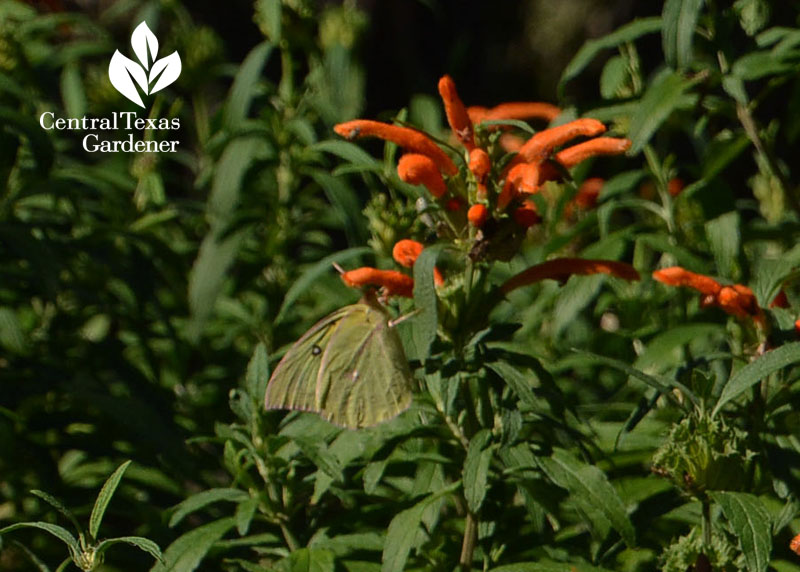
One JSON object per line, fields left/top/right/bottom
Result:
{"left": 701, "top": 496, "right": 712, "bottom": 548}
{"left": 280, "top": 522, "right": 300, "bottom": 552}
{"left": 459, "top": 511, "right": 478, "bottom": 571}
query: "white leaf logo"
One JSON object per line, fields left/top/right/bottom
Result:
{"left": 108, "top": 21, "right": 181, "bottom": 108}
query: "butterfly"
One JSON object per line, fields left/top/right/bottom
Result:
{"left": 265, "top": 292, "right": 414, "bottom": 429}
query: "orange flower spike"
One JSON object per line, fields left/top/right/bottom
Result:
{"left": 717, "top": 285, "right": 763, "bottom": 321}
{"left": 574, "top": 177, "right": 604, "bottom": 210}
{"left": 513, "top": 201, "right": 540, "bottom": 228}
{"left": 652, "top": 267, "right": 722, "bottom": 297}
{"left": 791, "top": 533, "right": 800, "bottom": 556}
{"left": 466, "top": 106, "right": 489, "bottom": 126}
{"left": 468, "top": 148, "right": 491, "bottom": 183}
{"left": 397, "top": 153, "right": 448, "bottom": 198}
{"left": 501, "top": 258, "right": 640, "bottom": 295}
{"left": 438, "top": 75, "right": 475, "bottom": 150}
{"left": 335, "top": 120, "right": 458, "bottom": 175}
{"left": 499, "top": 133, "right": 525, "bottom": 153}
{"left": 516, "top": 118, "right": 606, "bottom": 164}
{"left": 392, "top": 239, "right": 424, "bottom": 267}
{"left": 795, "top": 319, "right": 800, "bottom": 337}
{"left": 341, "top": 267, "right": 415, "bottom": 298}
{"left": 476, "top": 182, "right": 488, "bottom": 199}
{"left": 467, "top": 204, "right": 489, "bottom": 228}
{"left": 555, "top": 137, "right": 632, "bottom": 169}
{"left": 500, "top": 163, "right": 540, "bottom": 209}
{"left": 482, "top": 102, "right": 561, "bottom": 123}
{"left": 392, "top": 239, "right": 444, "bottom": 286}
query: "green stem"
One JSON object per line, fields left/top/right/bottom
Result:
{"left": 701, "top": 496, "right": 712, "bottom": 548}
{"left": 459, "top": 511, "right": 478, "bottom": 572}
{"left": 280, "top": 522, "right": 300, "bottom": 552}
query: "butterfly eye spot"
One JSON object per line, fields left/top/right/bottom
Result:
{"left": 311, "top": 344, "right": 322, "bottom": 356}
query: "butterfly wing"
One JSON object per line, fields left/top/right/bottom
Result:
{"left": 264, "top": 305, "right": 353, "bottom": 414}
{"left": 265, "top": 301, "right": 414, "bottom": 429}
{"left": 316, "top": 303, "right": 414, "bottom": 428}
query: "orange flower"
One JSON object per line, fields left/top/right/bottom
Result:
{"left": 392, "top": 239, "right": 444, "bottom": 285}
{"left": 653, "top": 267, "right": 764, "bottom": 323}
{"left": 468, "top": 148, "right": 491, "bottom": 183}
{"left": 555, "top": 137, "right": 631, "bottom": 169}
{"left": 397, "top": 153, "right": 448, "bottom": 198}
{"left": 573, "top": 177, "right": 604, "bottom": 210}
{"left": 516, "top": 118, "right": 606, "bottom": 164}
{"left": 334, "top": 120, "right": 457, "bottom": 175}
{"left": 652, "top": 267, "right": 722, "bottom": 297}
{"left": 438, "top": 75, "right": 474, "bottom": 150}
{"left": 790, "top": 533, "right": 800, "bottom": 556}
{"left": 467, "top": 204, "right": 489, "bottom": 228}
{"left": 480, "top": 102, "right": 561, "bottom": 123}
{"left": 512, "top": 201, "right": 540, "bottom": 229}
{"left": 499, "top": 163, "right": 540, "bottom": 210}
{"left": 498, "top": 132, "right": 525, "bottom": 153}
{"left": 341, "top": 267, "right": 414, "bottom": 298}
{"left": 501, "top": 258, "right": 640, "bottom": 294}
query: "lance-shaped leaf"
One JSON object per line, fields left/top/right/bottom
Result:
{"left": 131, "top": 21, "right": 158, "bottom": 69}
{"left": 149, "top": 52, "right": 182, "bottom": 94}
{"left": 109, "top": 51, "right": 147, "bottom": 107}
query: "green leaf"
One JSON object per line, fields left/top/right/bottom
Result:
{"left": 312, "top": 532, "right": 384, "bottom": 556}
{"left": 235, "top": 498, "right": 259, "bottom": 536}
{"left": 713, "top": 342, "right": 800, "bottom": 415}
{"left": 0, "top": 523, "right": 80, "bottom": 560}
{"left": 307, "top": 169, "right": 368, "bottom": 245}
{"left": 575, "top": 350, "right": 698, "bottom": 406}
{"left": 275, "top": 247, "right": 371, "bottom": 323}
{"left": 96, "top": 536, "right": 163, "bottom": 564}
{"left": 490, "top": 562, "right": 614, "bottom": 572}
{"left": 310, "top": 140, "right": 382, "bottom": 172}
{"left": 600, "top": 55, "right": 630, "bottom": 100}
{"left": 662, "top": 0, "right": 705, "bottom": 69}
{"left": 463, "top": 430, "right": 493, "bottom": 513}
{"left": 412, "top": 245, "right": 443, "bottom": 361}
{"left": 0, "top": 308, "right": 26, "bottom": 354}
{"left": 282, "top": 548, "right": 336, "bottom": 572}
{"left": 169, "top": 488, "right": 249, "bottom": 528}
{"left": 60, "top": 62, "right": 86, "bottom": 118}
{"left": 29, "top": 490, "right": 82, "bottom": 534}
{"left": 6, "top": 539, "right": 51, "bottom": 572}
{"left": 89, "top": 460, "right": 131, "bottom": 540}
{"left": 245, "top": 343, "right": 270, "bottom": 401}
{"left": 560, "top": 17, "right": 662, "bottom": 92}
{"left": 705, "top": 211, "right": 740, "bottom": 279}
{"left": 382, "top": 482, "right": 458, "bottom": 572}
{"left": 150, "top": 517, "right": 235, "bottom": 572}
{"left": 223, "top": 41, "right": 273, "bottom": 128}
{"left": 485, "top": 361, "right": 537, "bottom": 411}
{"left": 537, "top": 449, "right": 635, "bottom": 546}
{"left": 628, "top": 69, "right": 699, "bottom": 153}
{"left": 709, "top": 492, "right": 772, "bottom": 572}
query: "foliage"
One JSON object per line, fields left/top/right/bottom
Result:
{"left": 2, "top": 1, "right": 800, "bottom": 571}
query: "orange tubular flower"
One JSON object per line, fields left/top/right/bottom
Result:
{"left": 468, "top": 148, "right": 491, "bottom": 183}
{"left": 555, "top": 137, "right": 632, "bottom": 169}
{"left": 574, "top": 177, "right": 604, "bottom": 210}
{"left": 516, "top": 118, "right": 606, "bottom": 164}
{"left": 438, "top": 75, "right": 475, "bottom": 150}
{"left": 789, "top": 532, "right": 800, "bottom": 556}
{"left": 499, "top": 163, "right": 540, "bottom": 210}
{"left": 668, "top": 177, "right": 685, "bottom": 196}
{"left": 341, "top": 267, "right": 414, "bottom": 298}
{"left": 466, "top": 106, "right": 490, "bottom": 125}
{"left": 467, "top": 204, "right": 489, "bottom": 228}
{"left": 652, "top": 267, "right": 722, "bottom": 297}
{"left": 397, "top": 153, "right": 448, "bottom": 198}
{"left": 334, "top": 120, "right": 457, "bottom": 175}
{"left": 392, "top": 239, "right": 444, "bottom": 285}
{"left": 499, "top": 133, "right": 525, "bottom": 153}
{"left": 481, "top": 102, "right": 561, "bottom": 123}
{"left": 654, "top": 267, "right": 765, "bottom": 323}
{"left": 513, "top": 201, "right": 540, "bottom": 228}
{"left": 446, "top": 198, "right": 464, "bottom": 212}
{"left": 501, "top": 258, "right": 640, "bottom": 295}
{"left": 770, "top": 290, "right": 789, "bottom": 308}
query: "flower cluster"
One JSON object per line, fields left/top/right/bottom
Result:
{"left": 332, "top": 75, "right": 637, "bottom": 298}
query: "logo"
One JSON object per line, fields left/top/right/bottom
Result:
{"left": 108, "top": 22, "right": 182, "bottom": 108}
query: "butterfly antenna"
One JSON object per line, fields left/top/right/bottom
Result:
{"left": 389, "top": 308, "right": 423, "bottom": 328}
{"left": 332, "top": 262, "right": 345, "bottom": 275}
